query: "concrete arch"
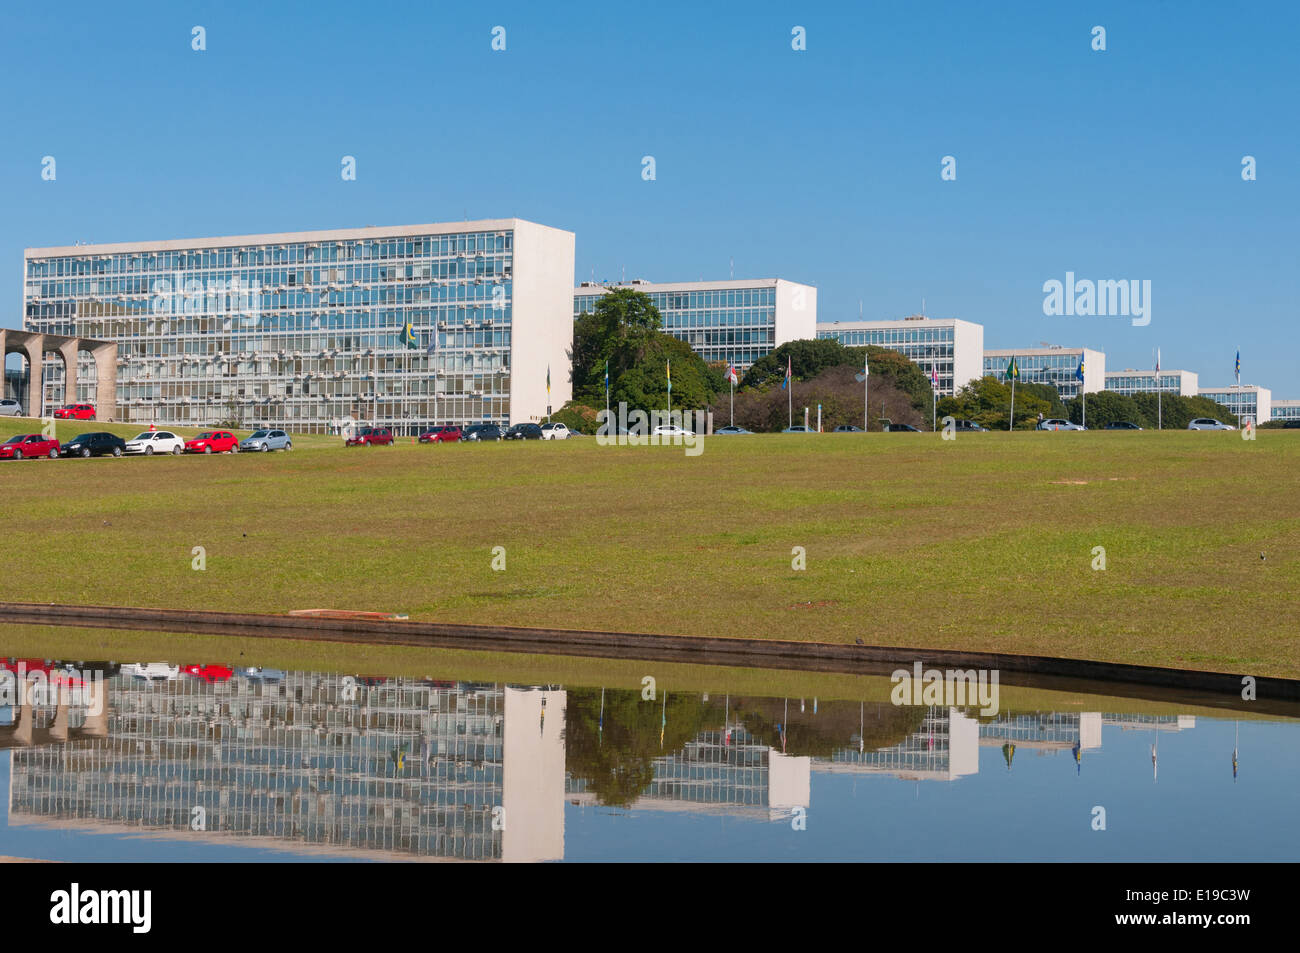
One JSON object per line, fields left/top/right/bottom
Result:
{"left": 0, "top": 329, "right": 117, "bottom": 420}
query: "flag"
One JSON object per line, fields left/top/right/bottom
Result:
{"left": 399, "top": 320, "right": 418, "bottom": 350}
{"left": 930, "top": 365, "right": 939, "bottom": 387}
{"left": 1235, "top": 350, "right": 1241, "bottom": 385}
{"left": 666, "top": 359, "right": 671, "bottom": 394}
{"left": 1075, "top": 356, "right": 1085, "bottom": 382}
{"left": 546, "top": 364, "right": 551, "bottom": 396}
{"left": 604, "top": 359, "right": 610, "bottom": 394}
{"left": 1155, "top": 348, "right": 1161, "bottom": 374}
{"left": 726, "top": 363, "right": 738, "bottom": 385}
{"left": 856, "top": 352, "right": 869, "bottom": 383}
{"left": 1005, "top": 356, "right": 1019, "bottom": 381}
{"left": 781, "top": 354, "right": 792, "bottom": 390}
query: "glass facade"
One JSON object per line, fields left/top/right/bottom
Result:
{"left": 818, "top": 324, "right": 957, "bottom": 396}
{"left": 24, "top": 227, "right": 518, "bottom": 433}
{"left": 1105, "top": 372, "right": 1186, "bottom": 395}
{"left": 575, "top": 283, "right": 777, "bottom": 369}
{"left": 1199, "top": 389, "right": 1261, "bottom": 420}
{"left": 983, "top": 350, "right": 1089, "bottom": 400}
{"left": 1272, "top": 401, "right": 1300, "bottom": 421}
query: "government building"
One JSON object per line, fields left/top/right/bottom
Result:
{"left": 573, "top": 278, "right": 816, "bottom": 371}
{"left": 21, "top": 219, "right": 575, "bottom": 432}
{"left": 816, "top": 315, "right": 984, "bottom": 398}
{"left": 982, "top": 346, "right": 1106, "bottom": 401}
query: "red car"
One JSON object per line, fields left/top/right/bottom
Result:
{"left": 345, "top": 426, "right": 394, "bottom": 446}
{"left": 181, "top": 664, "right": 234, "bottom": 683}
{"left": 184, "top": 430, "right": 240, "bottom": 454}
{"left": 419, "top": 425, "right": 462, "bottom": 443}
{"left": 0, "top": 433, "right": 61, "bottom": 460}
{"left": 53, "top": 403, "right": 96, "bottom": 420}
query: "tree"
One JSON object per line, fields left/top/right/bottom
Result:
{"left": 940, "top": 375, "right": 1055, "bottom": 430}
{"left": 1064, "top": 391, "right": 1149, "bottom": 428}
{"left": 741, "top": 340, "right": 933, "bottom": 421}
{"left": 1130, "top": 392, "right": 1238, "bottom": 429}
{"left": 571, "top": 289, "right": 722, "bottom": 414}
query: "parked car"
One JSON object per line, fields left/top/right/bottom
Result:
{"left": 1285, "top": 420, "right": 1300, "bottom": 430}
{"left": 0, "top": 433, "right": 61, "bottom": 459}
{"left": 781, "top": 425, "right": 814, "bottom": 433}
{"left": 53, "top": 403, "right": 96, "bottom": 420}
{"left": 0, "top": 398, "right": 22, "bottom": 417}
{"left": 886, "top": 423, "right": 922, "bottom": 432}
{"left": 1037, "top": 419, "right": 1085, "bottom": 431}
{"left": 419, "top": 425, "right": 462, "bottom": 443}
{"left": 240, "top": 429, "right": 292, "bottom": 452}
{"left": 238, "top": 666, "right": 286, "bottom": 681}
{"left": 540, "top": 422, "right": 573, "bottom": 440}
{"left": 462, "top": 424, "right": 504, "bottom": 441}
{"left": 124, "top": 430, "right": 184, "bottom": 455}
{"left": 61, "top": 431, "right": 127, "bottom": 458}
{"left": 181, "top": 663, "right": 234, "bottom": 683}
{"left": 345, "top": 426, "right": 394, "bottom": 446}
{"left": 184, "top": 430, "right": 240, "bottom": 454}
{"left": 952, "top": 420, "right": 988, "bottom": 432}
{"left": 714, "top": 425, "right": 753, "bottom": 434}
{"left": 1104, "top": 421, "right": 1143, "bottom": 430}
{"left": 504, "top": 423, "right": 543, "bottom": 440}
{"left": 122, "top": 662, "right": 181, "bottom": 680}
{"left": 653, "top": 424, "right": 695, "bottom": 437}
{"left": 1188, "top": 418, "right": 1235, "bottom": 430}
{"left": 832, "top": 425, "right": 864, "bottom": 433}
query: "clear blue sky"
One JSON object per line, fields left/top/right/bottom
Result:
{"left": 2, "top": 1, "right": 1296, "bottom": 393}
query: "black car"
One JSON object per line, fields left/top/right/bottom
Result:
{"left": 1104, "top": 421, "right": 1143, "bottom": 430}
{"left": 886, "top": 423, "right": 923, "bottom": 432}
{"left": 953, "top": 419, "right": 988, "bottom": 432}
{"left": 1284, "top": 420, "right": 1300, "bottom": 429}
{"left": 462, "top": 424, "right": 504, "bottom": 441}
{"left": 833, "top": 425, "right": 864, "bottom": 433}
{"left": 503, "top": 423, "right": 543, "bottom": 440}
{"left": 60, "top": 432, "right": 127, "bottom": 458}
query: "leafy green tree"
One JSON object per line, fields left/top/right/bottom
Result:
{"left": 941, "top": 375, "right": 1053, "bottom": 430}
{"left": 1064, "top": 391, "right": 1150, "bottom": 428}
{"left": 571, "top": 289, "right": 722, "bottom": 413}
{"left": 1130, "top": 392, "right": 1238, "bottom": 429}
{"left": 741, "top": 340, "right": 933, "bottom": 420}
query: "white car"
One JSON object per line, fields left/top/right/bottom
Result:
{"left": 652, "top": 424, "right": 695, "bottom": 437}
{"left": 1187, "top": 418, "right": 1236, "bottom": 431}
{"left": 123, "top": 662, "right": 181, "bottom": 680}
{"left": 0, "top": 398, "right": 22, "bottom": 417}
{"left": 540, "top": 422, "right": 573, "bottom": 440}
{"left": 124, "top": 430, "right": 184, "bottom": 455}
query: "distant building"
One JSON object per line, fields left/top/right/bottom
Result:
{"left": 1270, "top": 399, "right": 1300, "bottom": 422}
{"left": 1104, "top": 368, "right": 1198, "bottom": 396}
{"left": 573, "top": 278, "right": 816, "bottom": 371}
{"left": 815, "top": 315, "right": 984, "bottom": 398}
{"left": 1198, "top": 384, "right": 1271, "bottom": 425}
{"left": 983, "top": 346, "right": 1106, "bottom": 401}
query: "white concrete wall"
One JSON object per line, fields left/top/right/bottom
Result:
{"left": 501, "top": 688, "right": 566, "bottom": 863}
{"left": 509, "top": 221, "right": 576, "bottom": 424}
{"left": 948, "top": 709, "right": 980, "bottom": 779}
{"left": 767, "top": 751, "right": 811, "bottom": 812}
{"left": 774, "top": 280, "right": 817, "bottom": 345}
{"left": 1082, "top": 348, "right": 1106, "bottom": 395}
{"left": 952, "top": 319, "right": 984, "bottom": 391}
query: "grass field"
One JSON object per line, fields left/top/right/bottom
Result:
{"left": 1, "top": 422, "right": 1297, "bottom": 677}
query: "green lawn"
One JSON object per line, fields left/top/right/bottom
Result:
{"left": 1, "top": 428, "right": 1297, "bottom": 677}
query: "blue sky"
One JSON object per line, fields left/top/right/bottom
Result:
{"left": 2, "top": 0, "right": 1296, "bottom": 392}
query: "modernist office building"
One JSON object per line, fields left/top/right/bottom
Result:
{"left": 816, "top": 316, "right": 984, "bottom": 398}
{"left": 1271, "top": 399, "right": 1300, "bottom": 422}
{"left": 1104, "top": 368, "right": 1198, "bottom": 396}
{"left": 573, "top": 278, "right": 816, "bottom": 371}
{"left": 22, "top": 219, "right": 575, "bottom": 432}
{"left": 982, "top": 346, "right": 1106, "bottom": 400}
{"left": 1198, "top": 384, "right": 1271, "bottom": 424}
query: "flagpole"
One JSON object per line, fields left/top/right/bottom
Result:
{"left": 1009, "top": 379, "right": 1015, "bottom": 432}
{"left": 729, "top": 376, "right": 734, "bottom": 427}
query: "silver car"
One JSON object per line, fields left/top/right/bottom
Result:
{"left": 1037, "top": 418, "right": 1086, "bottom": 431}
{"left": 1187, "top": 418, "right": 1236, "bottom": 431}
{"left": 0, "top": 398, "right": 22, "bottom": 417}
{"left": 240, "top": 428, "right": 293, "bottom": 451}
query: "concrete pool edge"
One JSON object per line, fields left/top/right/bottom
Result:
{"left": 1, "top": 601, "right": 1295, "bottom": 713}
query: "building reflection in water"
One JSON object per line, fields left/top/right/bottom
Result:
{"left": 0, "top": 667, "right": 1197, "bottom": 860}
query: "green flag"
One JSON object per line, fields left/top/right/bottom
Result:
{"left": 1005, "top": 356, "right": 1019, "bottom": 381}
{"left": 399, "top": 321, "right": 418, "bottom": 350}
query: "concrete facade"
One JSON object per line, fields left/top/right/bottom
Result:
{"left": 0, "top": 328, "right": 117, "bottom": 419}
{"left": 817, "top": 316, "right": 984, "bottom": 397}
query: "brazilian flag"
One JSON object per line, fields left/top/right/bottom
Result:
{"left": 399, "top": 321, "right": 418, "bottom": 350}
{"left": 1005, "top": 356, "right": 1020, "bottom": 381}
